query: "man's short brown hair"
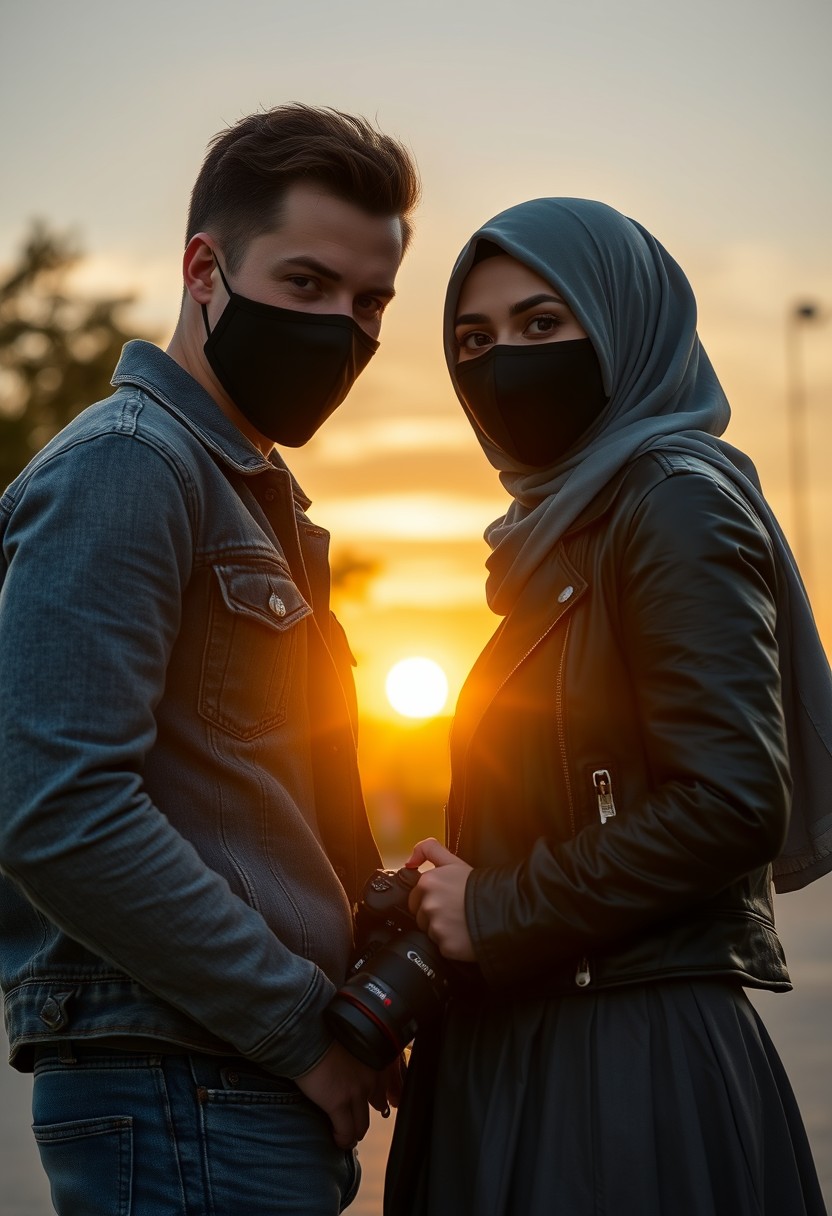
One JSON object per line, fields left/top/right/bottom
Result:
{"left": 187, "top": 103, "right": 420, "bottom": 270}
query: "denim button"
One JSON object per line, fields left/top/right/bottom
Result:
{"left": 269, "top": 593, "right": 287, "bottom": 618}
{"left": 226, "top": 1071, "right": 240, "bottom": 1087}
{"left": 39, "top": 996, "right": 69, "bottom": 1031}
{"left": 557, "top": 585, "right": 574, "bottom": 603}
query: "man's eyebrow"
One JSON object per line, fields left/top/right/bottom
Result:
{"left": 279, "top": 255, "right": 343, "bottom": 281}
{"left": 279, "top": 255, "right": 396, "bottom": 300}
{"left": 366, "top": 283, "right": 397, "bottom": 301}
{"left": 509, "top": 293, "right": 565, "bottom": 316}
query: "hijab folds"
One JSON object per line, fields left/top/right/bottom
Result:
{"left": 444, "top": 198, "right": 832, "bottom": 892}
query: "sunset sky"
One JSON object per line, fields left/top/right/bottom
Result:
{"left": 2, "top": 0, "right": 831, "bottom": 722}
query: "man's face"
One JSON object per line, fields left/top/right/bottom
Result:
{"left": 210, "top": 182, "right": 403, "bottom": 342}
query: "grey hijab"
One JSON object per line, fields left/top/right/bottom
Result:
{"left": 444, "top": 197, "right": 832, "bottom": 891}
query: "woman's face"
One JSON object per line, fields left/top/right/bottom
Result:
{"left": 454, "top": 254, "right": 587, "bottom": 363}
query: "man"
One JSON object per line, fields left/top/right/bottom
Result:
{"left": 0, "top": 104, "right": 419, "bottom": 1214}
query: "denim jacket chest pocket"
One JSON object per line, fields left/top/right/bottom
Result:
{"left": 199, "top": 562, "right": 312, "bottom": 740}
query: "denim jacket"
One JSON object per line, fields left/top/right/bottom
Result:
{"left": 0, "top": 340, "right": 380, "bottom": 1077}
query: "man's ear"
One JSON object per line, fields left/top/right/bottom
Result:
{"left": 182, "top": 234, "right": 217, "bottom": 305}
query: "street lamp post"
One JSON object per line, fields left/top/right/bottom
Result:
{"left": 785, "top": 302, "right": 820, "bottom": 586}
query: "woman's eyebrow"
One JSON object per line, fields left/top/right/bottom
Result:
{"left": 509, "top": 293, "right": 565, "bottom": 316}
{"left": 455, "top": 293, "right": 567, "bottom": 328}
{"left": 455, "top": 311, "right": 490, "bottom": 327}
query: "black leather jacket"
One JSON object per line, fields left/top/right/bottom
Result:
{"left": 451, "top": 451, "right": 792, "bottom": 996}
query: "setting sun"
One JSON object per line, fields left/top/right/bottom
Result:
{"left": 385, "top": 657, "right": 449, "bottom": 719}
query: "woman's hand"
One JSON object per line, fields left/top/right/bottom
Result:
{"left": 383, "top": 1054, "right": 406, "bottom": 1113}
{"left": 406, "top": 838, "right": 476, "bottom": 962}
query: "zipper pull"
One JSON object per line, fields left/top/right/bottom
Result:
{"left": 575, "top": 957, "right": 591, "bottom": 987}
{"left": 592, "top": 768, "right": 617, "bottom": 824}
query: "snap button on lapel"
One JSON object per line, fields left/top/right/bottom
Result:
{"left": 557, "top": 585, "right": 575, "bottom": 603}
{"left": 269, "top": 593, "right": 287, "bottom": 618}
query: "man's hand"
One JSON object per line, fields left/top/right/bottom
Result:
{"left": 294, "top": 1041, "right": 385, "bottom": 1148}
{"left": 406, "top": 838, "right": 476, "bottom": 962}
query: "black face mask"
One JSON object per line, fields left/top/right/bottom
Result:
{"left": 455, "top": 339, "right": 609, "bottom": 467}
{"left": 202, "top": 259, "right": 379, "bottom": 446}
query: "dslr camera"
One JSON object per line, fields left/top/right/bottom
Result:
{"left": 326, "top": 866, "right": 450, "bottom": 1069}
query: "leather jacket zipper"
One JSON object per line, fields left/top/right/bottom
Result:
{"left": 575, "top": 767, "right": 616, "bottom": 988}
{"left": 592, "top": 768, "right": 617, "bottom": 824}
{"left": 556, "top": 618, "right": 575, "bottom": 837}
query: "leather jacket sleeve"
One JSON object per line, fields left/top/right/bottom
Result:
{"left": 465, "top": 467, "right": 792, "bottom": 987}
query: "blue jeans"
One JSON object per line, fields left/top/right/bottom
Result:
{"left": 31, "top": 1043, "right": 361, "bottom": 1215}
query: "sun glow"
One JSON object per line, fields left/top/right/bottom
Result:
{"left": 385, "top": 657, "right": 449, "bottom": 719}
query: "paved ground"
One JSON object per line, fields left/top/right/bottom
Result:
{"left": 2, "top": 880, "right": 829, "bottom": 1214}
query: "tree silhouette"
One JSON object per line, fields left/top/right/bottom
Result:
{"left": 330, "top": 549, "right": 381, "bottom": 601}
{"left": 0, "top": 221, "right": 152, "bottom": 489}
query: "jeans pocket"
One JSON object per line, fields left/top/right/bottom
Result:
{"left": 216, "top": 1064, "right": 303, "bottom": 1098}
{"left": 199, "top": 562, "right": 311, "bottom": 741}
{"left": 33, "top": 1115, "right": 133, "bottom": 1216}
{"left": 198, "top": 1088, "right": 353, "bottom": 1215}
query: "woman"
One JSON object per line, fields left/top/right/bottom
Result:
{"left": 385, "top": 198, "right": 831, "bottom": 1216}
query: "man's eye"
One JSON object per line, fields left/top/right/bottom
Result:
{"left": 356, "top": 295, "right": 384, "bottom": 316}
{"left": 287, "top": 276, "right": 317, "bottom": 291}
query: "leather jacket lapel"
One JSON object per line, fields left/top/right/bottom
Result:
{"left": 448, "top": 549, "right": 587, "bottom": 849}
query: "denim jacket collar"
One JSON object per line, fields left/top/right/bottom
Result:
{"left": 111, "top": 340, "right": 312, "bottom": 509}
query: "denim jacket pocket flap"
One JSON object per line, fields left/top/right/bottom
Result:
{"left": 214, "top": 564, "right": 312, "bottom": 632}
{"left": 200, "top": 564, "right": 311, "bottom": 740}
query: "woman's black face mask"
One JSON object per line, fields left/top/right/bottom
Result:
{"left": 202, "top": 258, "right": 378, "bottom": 446}
{"left": 455, "top": 339, "right": 608, "bottom": 467}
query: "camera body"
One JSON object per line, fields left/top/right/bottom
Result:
{"left": 325, "top": 867, "right": 449, "bottom": 1069}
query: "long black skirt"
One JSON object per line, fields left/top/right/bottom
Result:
{"left": 384, "top": 980, "right": 826, "bottom": 1216}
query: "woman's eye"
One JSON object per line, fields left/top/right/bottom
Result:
{"left": 526, "top": 314, "right": 560, "bottom": 335}
{"left": 460, "top": 332, "right": 492, "bottom": 350}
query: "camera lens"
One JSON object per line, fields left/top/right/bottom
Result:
{"left": 326, "top": 930, "right": 446, "bottom": 1069}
